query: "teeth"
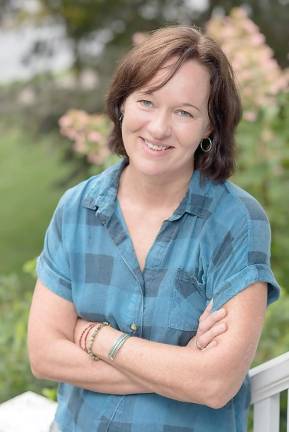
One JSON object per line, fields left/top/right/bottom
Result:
{"left": 144, "top": 139, "right": 170, "bottom": 151}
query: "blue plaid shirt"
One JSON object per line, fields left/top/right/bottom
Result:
{"left": 37, "top": 159, "right": 280, "bottom": 432}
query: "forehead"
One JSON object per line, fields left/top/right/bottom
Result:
{"left": 136, "top": 59, "right": 211, "bottom": 105}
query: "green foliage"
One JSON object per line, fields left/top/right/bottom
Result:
{"left": 0, "top": 273, "right": 31, "bottom": 402}
{"left": 0, "top": 272, "right": 56, "bottom": 402}
{"left": 22, "top": 258, "right": 37, "bottom": 280}
{"left": 0, "top": 75, "right": 105, "bottom": 133}
{"left": 41, "top": 386, "right": 57, "bottom": 402}
{"left": 36, "top": 0, "right": 200, "bottom": 80}
{"left": 0, "top": 122, "right": 89, "bottom": 276}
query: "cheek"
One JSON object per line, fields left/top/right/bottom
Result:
{"left": 174, "top": 120, "right": 206, "bottom": 144}
{"left": 174, "top": 127, "right": 200, "bottom": 149}
{"left": 123, "top": 106, "right": 147, "bottom": 133}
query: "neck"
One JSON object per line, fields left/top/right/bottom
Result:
{"left": 119, "top": 164, "right": 194, "bottom": 210}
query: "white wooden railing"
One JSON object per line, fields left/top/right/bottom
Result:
{"left": 249, "top": 351, "right": 289, "bottom": 432}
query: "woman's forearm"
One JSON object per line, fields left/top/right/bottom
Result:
{"left": 87, "top": 284, "right": 265, "bottom": 409}
{"left": 91, "top": 326, "right": 215, "bottom": 406}
{"left": 29, "top": 336, "right": 152, "bottom": 395}
{"left": 71, "top": 306, "right": 227, "bottom": 405}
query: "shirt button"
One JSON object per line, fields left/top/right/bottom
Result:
{"left": 130, "top": 322, "right": 138, "bottom": 332}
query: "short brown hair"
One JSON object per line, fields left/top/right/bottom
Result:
{"left": 106, "top": 25, "right": 242, "bottom": 181}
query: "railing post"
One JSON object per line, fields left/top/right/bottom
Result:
{"left": 253, "top": 393, "right": 280, "bottom": 432}
{"left": 250, "top": 349, "right": 289, "bottom": 432}
{"left": 287, "top": 389, "right": 289, "bottom": 432}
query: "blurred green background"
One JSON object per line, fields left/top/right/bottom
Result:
{"left": 0, "top": 0, "right": 288, "bottom": 429}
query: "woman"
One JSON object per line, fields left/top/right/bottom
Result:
{"left": 28, "top": 26, "right": 280, "bottom": 432}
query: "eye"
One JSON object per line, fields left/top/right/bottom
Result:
{"left": 176, "top": 110, "right": 193, "bottom": 118}
{"left": 138, "top": 99, "right": 153, "bottom": 108}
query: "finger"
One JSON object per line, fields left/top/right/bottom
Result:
{"left": 198, "top": 308, "right": 226, "bottom": 334}
{"left": 204, "top": 340, "right": 217, "bottom": 350}
{"left": 197, "top": 321, "right": 227, "bottom": 348}
{"left": 199, "top": 300, "right": 213, "bottom": 321}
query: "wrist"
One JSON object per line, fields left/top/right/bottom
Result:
{"left": 79, "top": 323, "right": 95, "bottom": 351}
{"left": 93, "top": 325, "right": 122, "bottom": 360}
{"left": 80, "top": 322, "right": 133, "bottom": 363}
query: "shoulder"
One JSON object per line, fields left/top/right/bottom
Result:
{"left": 204, "top": 178, "right": 273, "bottom": 272}
{"left": 200, "top": 177, "right": 272, "bottom": 262}
{"left": 223, "top": 180, "right": 268, "bottom": 223}
{"left": 207, "top": 177, "right": 269, "bottom": 229}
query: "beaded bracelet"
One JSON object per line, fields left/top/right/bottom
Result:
{"left": 84, "top": 324, "right": 95, "bottom": 353}
{"left": 87, "top": 322, "right": 109, "bottom": 361}
{"left": 108, "top": 333, "right": 131, "bottom": 360}
{"left": 79, "top": 323, "right": 95, "bottom": 351}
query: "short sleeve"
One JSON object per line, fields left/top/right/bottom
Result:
{"left": 206, "top": 196, "right": 280, "bottom": 312}
{"left": 36, "top": 191, "right": 72, "bottom": 302}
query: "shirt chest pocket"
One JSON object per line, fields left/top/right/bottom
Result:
{"left": 168, "top": 269, "right": 209, "bottom": 331}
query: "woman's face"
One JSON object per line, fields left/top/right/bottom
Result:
{"left": 121, "top": 58, "right": 212, "bottom": 180}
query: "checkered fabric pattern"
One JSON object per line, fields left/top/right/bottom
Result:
{"left": 37, "top": 159, "right": 280, "bottom": 432}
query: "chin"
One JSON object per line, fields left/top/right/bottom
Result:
{"left": 131, "top": 159, "right": 171, "bottom": 178}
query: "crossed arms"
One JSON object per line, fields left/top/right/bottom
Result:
{"left": 28, "top": 279, "right": 267, "bottom": 409}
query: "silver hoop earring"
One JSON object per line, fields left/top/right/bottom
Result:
{"left": 119, "top": 113, "right": 123, "bottom": 123}
{"left": 200, "top": 137, "right": 213, "bottom": 152}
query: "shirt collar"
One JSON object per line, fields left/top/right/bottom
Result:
{"left": 81, "top": 159, "right": 127, "bottom": 223}
{"left": 168, "top": 169, "right": 214, "bottom": 221}
{"left": 82, "top": 159, "right": 215, "bottom": 222}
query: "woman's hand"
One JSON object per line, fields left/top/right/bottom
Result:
{"left": 187, "top": 302, "right": 227, "bottom": 351}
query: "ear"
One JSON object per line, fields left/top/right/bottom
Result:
{"left": 204, "top": 123, "right": 213, "bottom": 139}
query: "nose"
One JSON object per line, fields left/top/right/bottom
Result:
{"left": 147, "top": 110, "right": 171, "bottom": 139}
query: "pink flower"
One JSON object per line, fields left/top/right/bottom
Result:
{"left": 87, "top": 131, "right": 102, "bottom": 142}
{"left": 87, "top": 146, "right": 110, "bottom": 165}
{"left": 59, "top": 115, "right": 72, "bottom": 128}
{"left": 251, "top": 34, "right": 265, "bottom": 46}
{"left": 73, "top": 136, "right": 87, "bottom": 154}
{"left": 243, "top": 111, "right": 257, "bottom": 122}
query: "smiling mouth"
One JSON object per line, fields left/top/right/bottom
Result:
{"left": 142, "top": 138, "right": 173, "bottom": 152}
